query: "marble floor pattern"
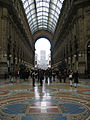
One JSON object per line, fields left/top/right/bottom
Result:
{"left": 0, "top": 78, "right": 90, "bottom": 120}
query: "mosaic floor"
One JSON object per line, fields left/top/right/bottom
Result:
{"left": 0, "top": 78, "right": 90, "bottom": 120}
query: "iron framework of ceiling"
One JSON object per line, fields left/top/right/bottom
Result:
{"left": 22, "top": 0, "right": 64, "bottom": 34}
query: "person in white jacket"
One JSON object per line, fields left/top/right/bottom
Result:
{"left": 69, "top": 69, "right": 73, "bottom": 87}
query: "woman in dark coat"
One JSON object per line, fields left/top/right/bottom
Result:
{"left": 69, "top": 69, "right": 73, "bottom": 87}
{"left": 38, "top": 69, "right": 44, "bottom": 86}
{"left": 32, "top": 71, "right": 35, "bottom": 87}
{"left": 73, "top": 70, "right": 79, "bottom": 88}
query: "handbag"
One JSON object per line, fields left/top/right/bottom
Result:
{"left": 69, "top": 74, "right": 72, "bottom": 78}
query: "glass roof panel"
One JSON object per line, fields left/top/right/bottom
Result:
{"left": 22, "top": 0, "right": 64, "bottom": 34}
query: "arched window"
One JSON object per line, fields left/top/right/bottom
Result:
{"left": 35, "top": 38, "right": 51, "bottom": 69}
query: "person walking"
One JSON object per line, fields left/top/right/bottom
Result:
{"left": 32, "top": 71, "right": 35, "bottom": 87}
{"left": 73, "top": 70, "right": 79, "bottom": 88}
{"left": 69, "top": 69, "right": 73, "bottom": 87}
{"left": 9, "top": 70, "right": 12, "bottom": 82}
{"left": 45, "top": 69, "right": 48, "bottom": 83}
{"left": 39, "top": 69, "right": 44, "bottom": 86}
{"left": 63, "top": 69, "right": 67, "bottom": 83}
{"left": 58, "top": 71, "right": 62, "bottom": 83}
{"left": 48, "top": 69, "right": 52, "bottom": 83}
{"left": 52, "top": 71, "right": 56, "bottom": 81}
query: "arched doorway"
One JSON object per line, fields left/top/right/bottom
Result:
{"left": 87, "top": 41, "right": 90, "bottom": 77}
{"left": 35, "top": 38, "right": 51, "bottom": 70}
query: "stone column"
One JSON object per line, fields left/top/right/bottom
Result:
{"left": 77, "top": 8, "right": 85, "bottom": 75}
{"left": 0, "top": 7, "right": 8, "bottom": 77}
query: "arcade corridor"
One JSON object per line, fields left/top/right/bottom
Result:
{"left": 0, "top": 0, "right": 90, "bottom": 119}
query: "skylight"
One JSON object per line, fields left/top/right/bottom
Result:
{"left": 22, "top": 0, "right": 64, "bottom": 34}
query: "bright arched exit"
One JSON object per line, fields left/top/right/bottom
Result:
{"left": 35, "top": 38, "right": 51, "bottom": 70}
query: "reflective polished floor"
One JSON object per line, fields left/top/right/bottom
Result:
{"left": 0, "top": 77, "right": 90, "bottom": 120}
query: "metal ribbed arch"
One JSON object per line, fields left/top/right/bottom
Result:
{"left": 26, "top": 2, "right": 61, "bottom": 15}
{"left": 27, "top": 11, "right": 58, "bottom": 23}
{"left": 26, "top": 6, "right": 60, "bottom": 19}
{"left": 30, "top": 21, "right": 55, "bottom": 33}
{"left": 27, "top": 11, "right": 58, "bottom": 24}
{"left": 22, "top": 0, "right": 64, "bottom": 34}
{"left": 28, "top": 15, "right": 57, "bottom": 28}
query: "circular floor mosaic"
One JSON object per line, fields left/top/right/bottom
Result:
{"left": 0, "top": 90, "right": 9, "bottom": 96}
{"left": 77, "top": 90, "right": 90, "bottom": 96}
{"left": 0, "top": 98, "right": 90, "bottom": 120}
{"left": 29, "top": 88, "right": 57, "bottom": 93}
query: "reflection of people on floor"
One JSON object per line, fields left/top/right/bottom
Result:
{"left": 73, "top": 70, "right": 79, "bottom": 88}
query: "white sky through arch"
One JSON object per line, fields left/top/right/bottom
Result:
{"left": 35, "top": 38, "right": 51, "bottom": 60}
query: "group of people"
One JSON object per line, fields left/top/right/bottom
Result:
{"left": 31, "top": 69, "right": 44, "bottom": 86}
{"left": 31, "top": 68, "right": 56, "bottom": 86}
{"left": 56, "top": 68, "right": 79, "bottom": 88}
{"left": 4, "top": 68, "right": 30, "bottom": 82}
{"left": 31, "top": 68, "right": 79, "bottom": 88}
{"left": 4, "top": 67, "right": 79, "bottom": 88}
{"left": 69, "top": 69, "right": 79, "bottom": 88}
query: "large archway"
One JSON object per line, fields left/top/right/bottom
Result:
{"left": 35, "top": 38, "right": 51, "bottom": 70}
{"left": 87, "top": 41, "right": 90, "bottom": 77}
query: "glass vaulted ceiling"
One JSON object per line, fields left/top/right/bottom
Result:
{"left": 22, "top": 0, "right": 64, "bottom": 34}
